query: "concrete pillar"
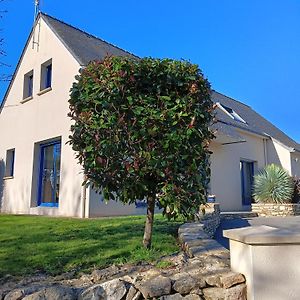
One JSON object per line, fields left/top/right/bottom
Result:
{"left": 224, "top": 225, "right": 300, "bottom": 300}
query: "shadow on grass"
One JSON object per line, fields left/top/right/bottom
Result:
{"left": 0, "top": 215, "right": 182, "bottom": 277}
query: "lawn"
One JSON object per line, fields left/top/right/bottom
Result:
{"left": 0, "top": 214, "right": 182, "bottom": 278}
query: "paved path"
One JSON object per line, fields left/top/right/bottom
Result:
{"left": 215, "top": 216, "right": 300, "bottom": 249}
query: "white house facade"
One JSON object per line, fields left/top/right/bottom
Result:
{"left": 0, "top": 13, "right": 299, "bottom": 217}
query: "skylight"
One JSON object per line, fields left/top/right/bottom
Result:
{"left": 217, "top": 102, "right": 247, "bottom": 124}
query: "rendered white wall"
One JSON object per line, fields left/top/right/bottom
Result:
{"left": 210, "top": 130, "right": 266, "bottom": 211}
{"left": 266, "top": 139, "right": 292, "bottom": 174}
{"left": 0, "top": 17, "right": 84, "bottom": 217}
{"left": 88, "top": 188, "right": 149, "bottom": 218}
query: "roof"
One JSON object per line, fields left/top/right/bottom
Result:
{"left": 1, "top": 13, "right": 299, "bottom": 152}
{"left": 212, "top": 91, "right": 300, "bottom": 152}
{"left": 0, "top": 13, "right": 137, "bottom": 113}
{"left": 41, "top": 13, "right": 137, "bottom": 65}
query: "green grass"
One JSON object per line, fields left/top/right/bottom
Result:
{"left": 0, "top": 214, "right": 182, "bottom": 278}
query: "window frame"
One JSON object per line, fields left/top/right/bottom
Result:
{"left": 22, "top": 70, "right": 34, "bottom": 101}
{"left": 217, "top": 102, "right": 247, "bottom": 124}
{"left": 240, "top": 160, "right": 255, "bottom": 206}
{"left": 37, "top": 139, "right": 61, "bottom": 208}
{"left": 40, "top": 59, "right": 52, "bottom": 92}
{"left": 4, "top": 148, "right": 15, "bottom": 178}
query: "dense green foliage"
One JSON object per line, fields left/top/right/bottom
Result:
{"left": 0, "top": 214, "right": 181, "bottom": 277}
{"left": 292, "top": 176, "right": 300, "bottom": 203}
{"left": 69, "top": 57, "right": 214, "bottom": 220}
{"left": 253, "top": 164, "right": 294, "bottom": 203}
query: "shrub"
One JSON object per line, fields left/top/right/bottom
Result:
{"left": 253, "top": 164, "right": 293, "bottom": 203}
{"left": 292, "top": 177, "right": 300, "bottom": 203}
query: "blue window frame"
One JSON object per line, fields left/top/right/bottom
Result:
{"left": 45, "top": 64, "right": 52, "bottom": 88}
{"left": 40, "top": 60, "right": 52, "bottom": 91}
{"left": 28, "top": 74, "right": 33, "bottom": 97}
{"left": 240, "top": 161, "right": 254, "bottom": 205}
{"left": 38, "top": 141, "right": 61, "bottom": 207}
{"left": 23, "top": 70, "right": 34, "bottom": 99}
{"left": 5, "top": 149, "right": 15, "bottom": 177}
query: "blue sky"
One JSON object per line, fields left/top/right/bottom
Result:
{"left": 1, "top": 0, "right": 300, "bottom": 141}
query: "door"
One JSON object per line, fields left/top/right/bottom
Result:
{"left": 240, "top": 161, "right": 254, "bottom": 206}
{"left": 38, "top": 141, "right": 61, "bottom": 207}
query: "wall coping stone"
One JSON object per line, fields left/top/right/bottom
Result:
{"left": 224, "top": 225, "right": 300, "bottom": 245}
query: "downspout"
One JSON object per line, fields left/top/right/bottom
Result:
{"left": 82, "top": 175, "right": 87, "bottom": 218}
{"left": 263, "top": 139, "right": 268, "bottom": 166}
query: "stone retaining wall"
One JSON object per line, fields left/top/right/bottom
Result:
{"left": 177, "top": 221, "right": 247, "bottom": 299}
{"left": 252, "top": 203, "right": 300, "bottom": 217}
{"left": 198, "top": 203, "right": 221, "bottom": 238}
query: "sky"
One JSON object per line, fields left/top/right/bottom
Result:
{"left": 1, "top": 0, "right": 300, "bottom": 141}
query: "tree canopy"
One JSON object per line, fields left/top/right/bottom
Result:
{"left": 69, "top": 56, "right": 214, "bottom": 247}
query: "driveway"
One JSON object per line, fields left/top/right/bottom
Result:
{"left": 215, "top": 216, "right": 300, "bottom": 249}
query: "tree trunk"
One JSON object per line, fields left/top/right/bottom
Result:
{"left": 143, "top": 195, "right": 155, "bottom": 249}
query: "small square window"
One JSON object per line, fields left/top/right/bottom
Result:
{"left": 40, "top": 59, "right": 52, "bottom": 91}
{"left": 5, "top": 149, "right": 15, "bottom": 177}
{"left": 23, "top": 70, "right": 34, "bottom": 99}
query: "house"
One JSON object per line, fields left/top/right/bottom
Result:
{"left": 0, "top": 13, "right": 299, "bottom": 217}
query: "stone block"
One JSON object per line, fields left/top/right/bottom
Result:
{"left": 202, "top": 287, "right": 226, "bottom": 300}
{"left": 224, "top": 284, "right": 247, "bottom": 300}
{"left": 220, "top": 272, "right": 245, "bottom": 289}
{"left": 136, "top": 275, "right": 171, "bottom": 298}
{"left": 173, "top": 273, "right": 198, "bottom": 295}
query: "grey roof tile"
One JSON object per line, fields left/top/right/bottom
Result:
{"left": 2, "top": 13, "right": 299, "bottom": 153}
{"left": 41, "top": 13, "right": 137, "bottom": 65}
{"left": 212, "top": 91, "right": 300, "bottom": 151}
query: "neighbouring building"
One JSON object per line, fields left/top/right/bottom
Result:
{"left": 0, "top": 13, "right": 299, "bottom": 217}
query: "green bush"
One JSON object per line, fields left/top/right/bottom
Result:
{"left": 292, "top": 177, "right": 300, "bottom": 203}
{"left": 68, "top": 56, "right": 214, "bottom": 247}
{"left": 253, "top": 164, "right": 294, "bottom": 203}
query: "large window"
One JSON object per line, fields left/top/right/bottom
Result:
{"left": 5, "top": 149, "right": 15, "bottom": 178}
{"left": 23, "top": 70, "right": 34, "bottom": 100}
{"left": 40, "top": 59, "right": 52, "bottom": 91}
{"left": 38, "top": 141, "right": 61, "bottom": 207}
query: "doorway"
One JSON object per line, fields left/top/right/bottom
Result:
{"left": 240, "top": 160, "right": 254, "bottom": 206}
{"left": 38, "top": 141, "right": 61, "bottom": 207}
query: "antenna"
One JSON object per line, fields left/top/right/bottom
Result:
{"left": 32, "top": 0, "right": 41, "bottom": 50}
{"left": 34, "top": 0, "right": 40, "bottom": 22}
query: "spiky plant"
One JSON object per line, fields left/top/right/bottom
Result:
{"left": 253, "top": 164, "right": 293, "bottom": 203}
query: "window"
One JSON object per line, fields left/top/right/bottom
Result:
{"left": 38, "top": 140, "right": 61, "bottom": 207}
{"left": 5, "top": 149, "right": 15, "bottom": 177}
{"left": 23, "top": 70, "right": 34, "bottom": 99}
{"left": 217, "top": 102, "right": 247, "bottom": 124}
{"left": 40, "top": 59, "right": 52, "bottom": 91}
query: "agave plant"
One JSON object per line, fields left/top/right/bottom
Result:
{"left": 253, "top": 164, "right": 293, "bottom": 203}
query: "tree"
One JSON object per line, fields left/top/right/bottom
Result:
{"left": 69, "top": 57, "right": 214, "bottom": 248}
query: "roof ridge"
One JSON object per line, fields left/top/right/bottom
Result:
{"left": 212, "top": 90, "right": 251, "bottom": 108}
{"left": 40, "top": 12, "right": 139, "bottom": 60}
